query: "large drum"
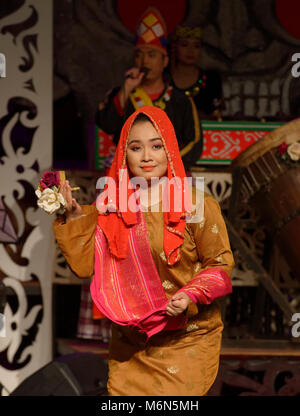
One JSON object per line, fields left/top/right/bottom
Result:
{"left": 231, "top": 118, "right": 300, "bottom": 280}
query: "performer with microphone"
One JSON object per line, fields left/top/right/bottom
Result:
{"left": 124, "top": 66, "right": 149, "bottom": 79}
{"left": 95, "top": 7, "right": 202, "bottom": 169}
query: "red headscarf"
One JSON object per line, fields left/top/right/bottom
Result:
{"left": 96, "top": 106, "right": 191, "bottom": 266}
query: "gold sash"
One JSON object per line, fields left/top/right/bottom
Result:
{"left": 129, "top": 87, "right": 153, "bottom": 109}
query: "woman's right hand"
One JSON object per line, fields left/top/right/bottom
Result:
{"left": 59, "top": 181, "right": 82, "bottom": 223}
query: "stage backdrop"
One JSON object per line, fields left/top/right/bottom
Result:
{"left": 0, "top": 0, "right": 53, "bottom": 395}
{"left": 53, "top": 0, "right": 300, "bottom": 169}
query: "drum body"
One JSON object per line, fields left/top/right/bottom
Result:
{"left": 232, "top": 119, "right": 300, "bottom": 280}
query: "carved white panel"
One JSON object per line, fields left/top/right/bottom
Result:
{"left": 191, "top": 170, "right": 259, "bottom": 286}
{"left": 191, "top": 171, "right": 232, "bottom": 203}
{"left": 0, "top": 1, "right": 53, "bottom": 395}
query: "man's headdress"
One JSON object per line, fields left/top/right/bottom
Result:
{"left": 134, "top": 7, "right": 168, "bottom": 55}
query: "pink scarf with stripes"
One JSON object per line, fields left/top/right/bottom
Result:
{"left": 90, "top": 208, "right": 187, "bottom": 339}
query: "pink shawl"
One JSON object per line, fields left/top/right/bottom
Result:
{"left": 90, "top": 208, "right": 187, "bottom": 339}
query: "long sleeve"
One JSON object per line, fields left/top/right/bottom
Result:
{"left": 178, "top": 195, "right": 234, "bottom": 304}
{"left": 53, "top": 205, "right": 98, "bottom": 278}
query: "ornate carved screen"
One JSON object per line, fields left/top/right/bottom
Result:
{"left": 0, "top": 1, "right": 53, "bottom": 395}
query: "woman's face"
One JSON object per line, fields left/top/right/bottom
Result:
{"left": 126, "top": 120, "right": 168, "bottom": 181}
{"left": 176, "top": 37, "right": 201, "bottom": 66}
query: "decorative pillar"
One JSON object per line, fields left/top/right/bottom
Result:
{"left": 0, "top": 0, "right": 53, "bottom": 395}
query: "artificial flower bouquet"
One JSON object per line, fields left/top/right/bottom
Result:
{"left": 35, "top": 170, "right": 79, "bottom": 215}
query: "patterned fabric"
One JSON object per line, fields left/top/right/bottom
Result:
{"left": 95, "top": 86, "right": 203, "bottom": 168}
{"left": 108, "top": 309, "right": 223, "bottom": 396}
{"left": 129, "top": 85, "right": 173, "bottom": 111}
{"left": 53, "top": 193, "right": 235, "bottom": 396}
{"left": 135, "top": 7, "right": 167, "bottom": 54}
{"left": 77, "top": 279, "right": 111, "bottom": 342}
{"left": 96, "top": 106, "right": 192, "bottom": 266}
{"left": 91, "top": 208, "right": 187, "bottom": 338}
{"left": 177, "top": 267, "right": 232, "bottom": 305}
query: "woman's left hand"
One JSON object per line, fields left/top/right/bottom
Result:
{"left": 166, "top": 292, "right": 191, "bottom": 317}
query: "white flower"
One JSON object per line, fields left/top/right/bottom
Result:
{"left": 287, "top": 142, "right": 300, "bottom": 161}
{"left": 35, "top": 187, "right": 66, "bottom": 215}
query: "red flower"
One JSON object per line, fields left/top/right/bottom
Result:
{"left": 40, "top": 171, "right": 60, "bottom": 190}
{"left": 278, "top": 142, "right": 288, "bottom": 156}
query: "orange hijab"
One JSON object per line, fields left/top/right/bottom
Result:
{"left": 96, "top": 106, "right": 191, "bottom": 266}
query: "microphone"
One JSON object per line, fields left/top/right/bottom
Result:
{"left": 125, "top": 67, "right": 149, "bottom": 79}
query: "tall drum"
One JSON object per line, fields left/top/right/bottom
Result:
{"left": 231, "top": 118, "right": 300, "bottom": 280}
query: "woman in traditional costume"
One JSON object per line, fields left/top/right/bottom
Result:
{"left": 54, "top": 106, "right": 234, "bottom": 396}
{"left": 166, "top": 24, "right": 223, "bottom": 120}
